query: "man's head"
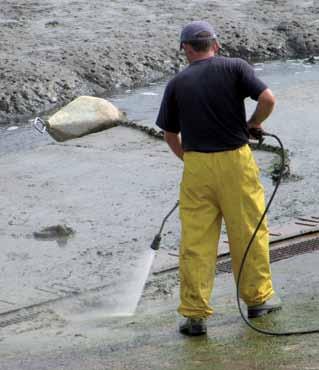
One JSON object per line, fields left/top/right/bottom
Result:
{"left": 180, "top": 21, "right": 220, "bottom": 62}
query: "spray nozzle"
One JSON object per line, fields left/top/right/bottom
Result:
{"left": 150, "top": 234, "right": 161, "bottom": 250}
{"left": 249, "top": 127, "right": 264, "bottom": 139}
{"left": 150, "top": 201, "right": 179, "bottom": 251}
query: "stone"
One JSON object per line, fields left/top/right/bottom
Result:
{"left": 46, "top": 96, "right": 126, "bottom": 142}
{"left": 33, "top": 225, "right": 75, "bottom": 239}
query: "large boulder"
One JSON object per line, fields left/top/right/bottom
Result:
{"left": 46, "top": 96, "right": 126, "bottom": 142}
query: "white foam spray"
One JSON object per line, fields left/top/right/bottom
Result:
{"left": 124, "top": 248, "right": 155, "bottom": 315}
{"left": 53, "top": 248, "right": 155, "bottom": 321}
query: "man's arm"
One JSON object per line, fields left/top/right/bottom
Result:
{"left": 164, "top": 131, "right": 184, "bottom": 161}
{"left": 247, "top": 88, "right": 276, "bottom": 129}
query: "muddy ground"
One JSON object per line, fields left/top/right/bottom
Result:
{"left": 1, "top": 0, "right": 319, "bottom": 124}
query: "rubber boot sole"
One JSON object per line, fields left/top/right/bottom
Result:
{"left": 179, "top": 324, "right": 207, "bottom": 336}
{"left": 248, "top": 306, "right": 282, "bottom": 319}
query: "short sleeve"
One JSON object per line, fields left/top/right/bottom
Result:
{"left": 156, "top": 80, "right": 180, "bottom": 133}
{"left": 238, "top": 60, "right": 268, "bottom": 101}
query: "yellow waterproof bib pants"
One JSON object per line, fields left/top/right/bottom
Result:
{"left": 178, "top": 144, "right": 275, "bottom": 318}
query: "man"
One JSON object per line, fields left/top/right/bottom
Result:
{"left": 156, "top": 21, "right": 282, "bottom": 336}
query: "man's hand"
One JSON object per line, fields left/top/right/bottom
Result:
{"left": 249, "top": 127, "right": 264, "bottom": 140}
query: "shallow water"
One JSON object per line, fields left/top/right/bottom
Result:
{"left": 1, "top": 59, "right": 319, "bottom": 226}
{"left": 109, "top": 59, "right": 319, "bottom": 225}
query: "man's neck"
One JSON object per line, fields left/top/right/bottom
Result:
{"left": 188, "top": 51, "right": 215, "bottom": 64}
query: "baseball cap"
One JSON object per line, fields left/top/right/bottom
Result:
{"left": 180, "top": 21, "right": 218, "bottom": 49}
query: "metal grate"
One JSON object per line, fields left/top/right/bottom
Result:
{"left": 216, "top": 237, "right": 319, "bottom": 275}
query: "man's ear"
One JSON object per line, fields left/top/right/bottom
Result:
{"left": 212, "top": 40, "right": 221, "bottom": 53}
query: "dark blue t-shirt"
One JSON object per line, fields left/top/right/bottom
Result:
{"left": 156, "top": 56, "right": 267, "bottom": 152}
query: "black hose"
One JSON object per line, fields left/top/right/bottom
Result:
{"left": 236, "top": 132, "right": 319, "bottom": 336}
{"left": 152, "top": 133, "right": 319, "bottom": 336}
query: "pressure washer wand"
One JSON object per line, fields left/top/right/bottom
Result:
{"left": 150, "top": 201, "right": 179, "bottom": 250}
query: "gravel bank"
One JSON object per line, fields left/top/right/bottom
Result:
{"left": 1, "top": 0, "right": 319, "bottom": 123}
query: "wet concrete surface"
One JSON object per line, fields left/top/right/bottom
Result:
{"left": 1, "top": 125, "right": 319, "bottom": 369}
{"left": 1, "top": 250, "right": 319, "bottom": 370}
{"left": 0, "top": 127, "right": 181, "bottom": 314}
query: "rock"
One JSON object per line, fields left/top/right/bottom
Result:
{"left": 305, "top": 56, "right": 316, "bottom": 64}
{"left": 33, "top": 224, "right": 75, "bottom": 239}
{"left": 46, "top": 96, "right": 126, "bottom": 142}
{"left": 277, "top": 21, "right": 290, "bottom": 32}
{"left": 45, "top": 20, "right": 60, "bottom": 28}
{"left": 0, "top": 98, "right": 9, "bottom": 113}
{"left": 277, "top": 20, "right": 301, "bottom": 33}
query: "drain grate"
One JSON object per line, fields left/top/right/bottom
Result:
{"left": 216, "top": 237, "right": 319, "bottom": 275}
{"left": 216, "top": 259, "right": 233, "bottom": 274}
